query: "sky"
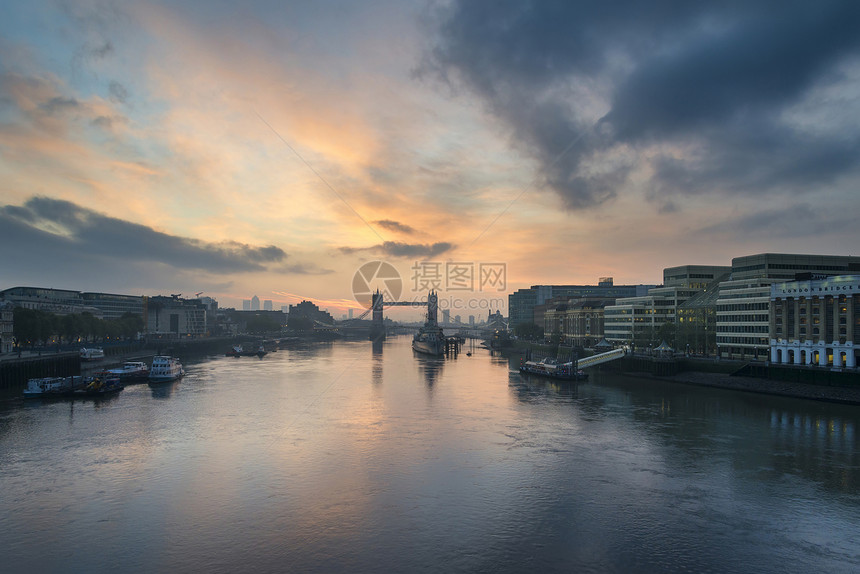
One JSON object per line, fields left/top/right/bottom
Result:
{"left": 1, "top": 1, "right": 859, "bottom": 319}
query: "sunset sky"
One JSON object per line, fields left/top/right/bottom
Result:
{"left": 2, "top": 1, "right": 859, "bottom": 319}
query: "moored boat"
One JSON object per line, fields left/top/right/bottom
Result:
{"left": 80, "top": 347, "right": 105, "bottom": 361}
{"left": 226, "top": 344, "right": 267, "bottom": 358}
{"left": 148, "top": 356, "right": 185, "bottom": 383}
{"left": 106, "top": 361, "right": 150, "bottom": 382}
{"left": 82, "top": 371, "right": 124, "bottom": 395}
{"left": 519, "top": 357, "right": 588, "bottom": 381}
{"left": 23, "top": 375, "right": 86, "bottom": 398}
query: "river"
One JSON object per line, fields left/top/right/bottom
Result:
{"left": 1, "top": 335, "right": 858, "bottom": 573}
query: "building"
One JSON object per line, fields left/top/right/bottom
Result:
{"left": 716, "top": 254, "right": 860, "bottom": 360}
{"left": 543, "top": 298, "right": 613, "bottom": 348}
{"left": 0, "top": 286, "right": 145, "bottom": 320}
{"left": 769, "top": 274, "right": 859, "bottom": 368}
{"left": 251, "top": 296, "right": 260, "bottom": 311}
{"left": 263, "top": 300, "right": 273, "bottom": 311}
{"left": 0, "top": 301, "right": 13, "bottom": 353}
{"left": 144, "top": 296, "right": 207, "bottom": 338}
{"left": 288, "top": 300, "right": 334, "bottom": 325}
{"left": 604, "top": 265, "right": 730, "bottom": 347}
{"left": 243, "top": 300, "right": 251, "bottom": 311}
{"left": 509, "top": 278, "right": 654, "bottom": 329}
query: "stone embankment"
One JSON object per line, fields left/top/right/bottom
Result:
{"left": 655, "top": 371, "right": 860, "bottom": 405}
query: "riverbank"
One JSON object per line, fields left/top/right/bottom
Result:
{"left": 644, "top": 370, "right": 860, "bottom": 406}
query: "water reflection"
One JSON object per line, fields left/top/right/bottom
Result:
{"left": 371, "top": 338, "right": 383, "bottom": 385}
{"left": 413, "top": 352, "right": 444, "bottom": 389}
{"left": 149, "top": 380, "right": 180, "bottom": 398}
{"left": 2, "top": 337, "right": 859, "bottom": 573}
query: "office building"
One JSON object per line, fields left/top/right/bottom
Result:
{"left": 769, "top": 274, "right": 859, "bottom": 368}
{"left": 0, "top": 286, "right": 144, "bottom": 320}
{"left": 509, "top": 278, "right": 654, "bottom": 329}
{"left": 604, "top": 265, "right": 730, "bottom": 346}
{"left": 716, "top": 254, "right": 860, "bottom": 360}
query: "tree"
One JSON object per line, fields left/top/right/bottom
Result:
{"left": 655, "top": 321, "right": 676, "bottom": 348}
{"left": 246, "top": 314, "right": 282, "bottom": 334}
{"left": 513, "top": 322, "right": 544, "bottom": 341}
{"left": 288, "top": 315, "right": 314, "bottom": 332}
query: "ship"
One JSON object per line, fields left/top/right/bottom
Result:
{"left": 79, "top": 347, "right": 105, "bottom": 361}
{"left": 519, "top": 357, "right": 588, "bottom": 381}
{"left": 107, "top": 361, "right": 150, "bottom": 382}
{"left": 412, "top": 290, "right": 446, "bottom": 355}
{"left": 148, "top": 356, "right": 185, "bottom": 383}
{"left": 23, "top": 375, "right": 86, "bottom": 398}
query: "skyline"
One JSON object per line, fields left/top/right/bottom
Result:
{"left": 2, "top": 1, "right": 859, "bottom": 319}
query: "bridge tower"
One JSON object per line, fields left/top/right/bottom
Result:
{"left": 370, "top": 290, "right": 385, "bottom": 341}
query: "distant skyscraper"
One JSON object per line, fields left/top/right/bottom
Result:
{"left": 243, "top": 299, "right": 251, "bottom": 311}
{"left": 469, "top": 315, "right": 475, "bottom": 326}
{"left": 454, "top": 315, "right": 461, "bottom": 324}
{"left": 263, "top": 299, "right": 273, "bottom": 311}
{"left": 442, "top": 309, "right": 450, "bottom": 324}
{"left": 348, "top": 308, "right": 354, "bottom": 319}
{"left": 251, "top": 295, "right": 260, "bottom": 311}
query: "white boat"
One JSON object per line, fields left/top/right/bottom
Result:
{"left": 148, "top": 356, "right": 185, "bottom": 383}
{"left": 107, "top": 361, "right": 150, "bottom": 382}
{"left": 80, "top": 347, "right": 105, "bottom": 361}
{"left": 23, "top": 375, "right": 85, "bottom": 398}
{"left": 412, "top": 290, "right": 446, "bottom": 356}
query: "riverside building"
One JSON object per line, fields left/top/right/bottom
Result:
{"left": 509, "top": 279, "right": 653, "bottom": 329}
{"left": 0, "top": 286, "right": 143, "bottom": 320}
{"left": 769, "top": 275, "right": 859, "bottom": 368}
{"left": 715, "top": 254, "right": 860, "bottom": 361}
{"left": 604, "top": 265, "right": 730, "bottom": 347}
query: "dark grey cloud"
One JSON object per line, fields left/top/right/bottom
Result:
{"left": 339, "top": 241, "right": 454, "bottom": 258}
{"left": 40, "top": 96, "right": 80, "bottom": 114}
{"left": 0, "top": 196, "right": 287, "bottom": 274}
{"left": 422, "top": 0, "right": 860, "bottom": 209}
{"left": 373, "top": 219, "right": 417, "bottom": 235}
{"left": 700, "top": 202, "right": 856, "bottom": 238}
{"left": 278, "top": 263, "right": 335, "bottom": 275}
{"left": 109, "top": 80, "right": 129, "bottom": 104}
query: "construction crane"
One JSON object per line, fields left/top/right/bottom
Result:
{"left": 195, "top": 291, "right": 203, "bottom": 297}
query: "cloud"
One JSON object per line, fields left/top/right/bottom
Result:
{"left": 373, "top": 219, "right": 417, "bottom": 235}
{"left": 108, "top": 80, "right": 129, "bottom": 104}
{"left": 339, "top": 241, "right": 455, "bottom": 258}
{"left": 0, "top": 196, "right": 287, "bottom": 273}
{"left": 422, "top": 0, "right": 860, "bottom": 209}
{"left": 278, "top": 263, "right": 335, "bottom": 275}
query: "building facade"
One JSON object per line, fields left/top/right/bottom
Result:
{"left": 0, "top": 301, "right": 14, "bottom": 353}
{"left": 769, "top": 275, "right": 859, "bottom": 368}
{"left": 0, "top": 286, "right": 145, "bottom": 320}
{"left": 144, "top": 296, "right": 207, "bottom": 338}
{"left": 510, "top": 279, "right": 653, "bottom": 329}
{"left": 604, "top": 265, "right": 730, "bottom": 346}
{"left": 716, "top": 254, "right": 860, "bottom": 360}
{"left": 543, "top": 299, "right": 611, "bottom": 348}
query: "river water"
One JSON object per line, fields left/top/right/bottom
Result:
{"left": 1, "top": 335, "right": 858, "bottom": 573}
